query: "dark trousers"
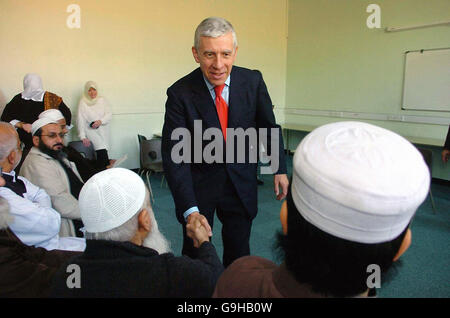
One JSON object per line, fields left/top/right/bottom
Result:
{"left": 95, "top": 149, "right": 110, "bottom": 169}
{"left": 72, "top": 219, "right": 84, "bottom": 238}
{"left": 182, "top": 168, "right": 253, "bottom": 267}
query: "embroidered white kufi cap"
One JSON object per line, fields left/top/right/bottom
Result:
{"left": 291, "top": 121, "right": 430, "bottom": 243}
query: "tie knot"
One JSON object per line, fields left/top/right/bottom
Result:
{"left": 214, "top": 84, "right": 225, "bottom": 96}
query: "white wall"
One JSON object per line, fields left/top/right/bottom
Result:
{"left": 0, "top": 0, "right": 288, "bottom": 169}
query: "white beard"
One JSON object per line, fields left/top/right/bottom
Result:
{"left": 142, "top": 212, "right": 172, "bottom": 254}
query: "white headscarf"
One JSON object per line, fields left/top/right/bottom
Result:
{"left": 21, "top": 73, "right": 45, "bottom": 102}
{"left": 82, "top": 81, "right": 100, "bottom": 106}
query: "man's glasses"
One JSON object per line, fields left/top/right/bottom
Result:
{"left": 40, "top": 133, "right": 67, "bottom": 139}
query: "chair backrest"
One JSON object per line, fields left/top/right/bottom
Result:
{"left": 138, "top": 134, "right": 147, "bottom": 144}
{"left": 417, "top": 147, "right": 433, "bottom": 174}
{"left": 141, "top": 138, "right": 163, "bottom": 172}
{"left": 68, "top": 140, "right": 96, "bottom": 161}
{"left": 138, "top": 134, "right": 148, "bottom": 168}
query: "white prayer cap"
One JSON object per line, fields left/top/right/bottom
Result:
{"left": 291, "top": 121, "right": 430, "bottom": 244}
{"left": 38, "top": 109, "right": 65, "bottom": 121}
{"left": 79, "top": 168, "right": 146, "bottom": 233}
{"left": 31, "top": 117, "right": 59, "bottom": 136}
{"left": 38, "top": 109, "right": 73, "bottom": 130}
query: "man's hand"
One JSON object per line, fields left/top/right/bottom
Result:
{"left": 17, "top": 122, "right": 32, "bottom": 133}
{"left": 82, "top": 138, "right": 91, "bottom": 147}
{"left": 106, "top": 159, "right": 117, "bottom": 169}
{"left": 187, "top": 212, "right": 212, "bottom": 238}
{"left": 186, "top": 219, "right": 210, "bottom": 248}
{"left": 442, "top": 149, "right": 450, "bottom": 163}
{"left": 274, "top": 174, "right": 289, "bottom": 201}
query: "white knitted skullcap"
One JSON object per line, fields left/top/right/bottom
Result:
{"left": 31, "top": 117, "right": 59, "bottom": 136}
{"left": 291, "top": 121, "right": 430, "bottom": 244}
{"left": 79, "top": 168, "right": 146, "bottom": 233}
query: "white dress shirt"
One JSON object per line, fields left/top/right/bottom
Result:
{"left": 0, "top": 171, "right": 85, "bottom": 251}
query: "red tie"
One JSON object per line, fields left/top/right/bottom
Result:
{"left": 214, "top": 84, "right": 228, "bottom": 141}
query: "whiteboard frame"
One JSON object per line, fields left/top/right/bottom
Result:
{"left": 401, "top": 47, "right": 450, "bottom": 112}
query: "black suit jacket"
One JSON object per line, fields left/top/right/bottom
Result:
{"left": 162, "top": 66, "right": 287, "bottom": 223}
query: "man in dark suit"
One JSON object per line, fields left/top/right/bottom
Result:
{"left": 162, "top": 17, "right": 289, "bottom": 267}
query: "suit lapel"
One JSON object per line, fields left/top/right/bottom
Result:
{"left": 191, "top": 69, "right": 221, "bottom": 130}
{"left": 228, "top": 67, "right": 248, "bottom": 128}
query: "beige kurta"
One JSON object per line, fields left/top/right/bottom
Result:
{"left": 19, "top": 147, "right": 83, "bottom": 237}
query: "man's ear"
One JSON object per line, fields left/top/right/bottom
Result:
{"left": 233, "top": 45, "right": 239, "bottom": 57}
{"left": 32, "top": 135, "right": 40, "bottom": 147}
{"left": 192, "top": 46, "right": 200, "bottom": 63}
{"left": 138, "top": 209, "right": 151, "bottom": 233}
{"left": 7, "top": 150, "right": 16, "bottom": 166}
{"left": 393, "top": 228, "right": 412, "bottom": 262}
{"left": 280, "top": 201, "right": 288, "bottom": 235}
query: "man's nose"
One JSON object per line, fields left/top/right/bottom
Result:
{"left": 212, "top": 55, "right": 224, "bottom": 69}
{"left": 55, "top": 134, "right": 63, "bottom": 143}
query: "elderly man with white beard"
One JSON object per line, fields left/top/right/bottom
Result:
{"left": 51, "top": 168, "right": 224, "bottom": 297}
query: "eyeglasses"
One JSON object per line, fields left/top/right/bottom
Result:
{"left": 40, "top": 133, "right": 67, "bottom": 139}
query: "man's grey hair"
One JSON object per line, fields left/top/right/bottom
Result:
{"left": 194, "top": 17, "right": 237, "bottom": 50}
{"left": 0, "top": 122, "right": 18, "bottom": 162}
{"left": 0, "top": 196, "right": 14, "bottom": 230}
{"left": 84, "top": 188, "right": 152, "bottom": 242}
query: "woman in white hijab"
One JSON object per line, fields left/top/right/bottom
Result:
{"left": 77, "top": 81, "right": 112, "bottom": 168}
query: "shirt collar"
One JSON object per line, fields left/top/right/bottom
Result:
{"left": 203, "top": 74, "right": 231, "bottom": 91}
{"left": 2, "top": 170, "right": 16, "bottom": 182}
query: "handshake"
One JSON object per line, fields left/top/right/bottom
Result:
{"left": 186, "top": 212, "right": 213, "bottom": 248}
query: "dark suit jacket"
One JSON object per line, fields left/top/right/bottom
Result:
{"left": 162, "top": 66, "right": 287, "bottom": 223}
{"left": 0, "top": 228, "right": 81, "bottom": 298}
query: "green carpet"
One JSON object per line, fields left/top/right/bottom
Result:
{"left": 145, "top": 157, "right": 450, "bottom": 298}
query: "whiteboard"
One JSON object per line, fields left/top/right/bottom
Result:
{"left": 402, "top": 48, "right": 450, "bottom": 111}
